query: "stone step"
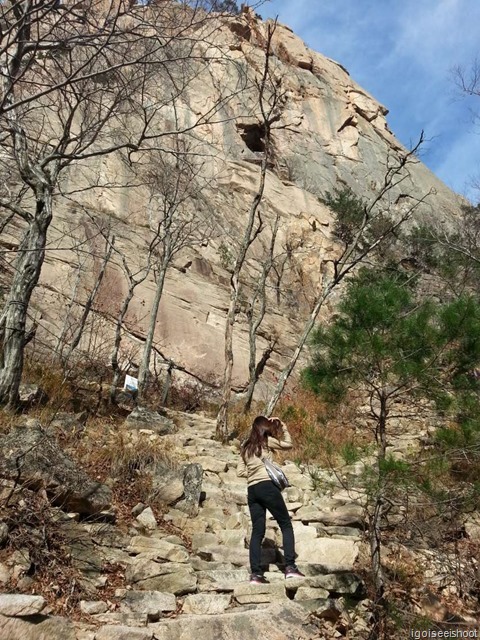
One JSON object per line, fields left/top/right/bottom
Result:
{"left": 147, "top": 601, "right": 316, "bottom": 640}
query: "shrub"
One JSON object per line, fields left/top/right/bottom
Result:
{"left": 1, "top": 487, "right": 85, "bottom": 613}
{"left": 274, "top": 386, "right": 365, "bottom": 466}
{"left": 22, "top": 357, "right": 74, "bottom": 411}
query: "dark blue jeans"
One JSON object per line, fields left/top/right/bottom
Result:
{"left": 247, "top": 480, "right": 295, "bottom": 575}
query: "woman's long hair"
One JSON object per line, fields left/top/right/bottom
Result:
{"left": 241, "top": 416, "right": 282, "bottom": 461}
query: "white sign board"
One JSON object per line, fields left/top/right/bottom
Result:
{"left": 124, "top": 375, "right": 138, "bottom": 392}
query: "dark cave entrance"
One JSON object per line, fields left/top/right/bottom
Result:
{"left": 237, "top": 123, "right": 265, "bottom": 152}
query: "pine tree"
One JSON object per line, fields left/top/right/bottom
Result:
{"left": 303, "top": 266, "right": 480, "bottom": 635}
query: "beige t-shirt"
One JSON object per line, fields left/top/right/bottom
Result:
{"left": 237, "top": 426, "right": 292, "bottom": 487}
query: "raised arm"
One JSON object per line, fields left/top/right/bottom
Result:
{"left": 267, "top": 419, "right": 292, "bottom": 450}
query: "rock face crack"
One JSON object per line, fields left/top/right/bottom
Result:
{"left": 337, "top": 115, "right": 358, "bottom": 133}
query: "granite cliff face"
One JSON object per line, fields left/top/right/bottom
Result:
{"left": 6, "top": 7, "right": 463, "bottom": 395}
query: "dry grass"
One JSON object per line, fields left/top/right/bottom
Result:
{"left": 22, "top": 358, "right": 74, "bottom": 412}
{"left": 80, "top": 423, "right": 178, "bottom": 476}
{"left": 229, "top": 386, "right": 371, "bottom": 470}
{"left": 232, "top": 386, "right": 368, "bottom": 467}
{"left": 0, "top": 410, "right": 16, "bottom": 435}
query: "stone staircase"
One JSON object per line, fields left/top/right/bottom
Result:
{"left": 0, "top": 411, "right": 370, "bottom": 640}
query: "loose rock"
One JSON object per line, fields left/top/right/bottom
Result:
{"left": 0, "top": 594, "right": 45, "bottom": 617}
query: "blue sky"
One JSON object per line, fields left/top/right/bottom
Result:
{"left": 260, "top": 0, "right": 480, "bottom": 203}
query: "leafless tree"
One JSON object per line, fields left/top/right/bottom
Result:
{"left": 109, "top": 249, "right": 151, "bottom": 404}
{"left": 242, "top": 214, "right": 279, "bottom": 412}
{"left": 0, "top": 0, "right": 239, "bottom": 408}
{"left": 136, "top": 135, "right": 213, "bottom": 400}
{"left": 452, "top": 58, "right": 480, "bottom": 100}
{"left": 451, "top": 57, "right": 480, "bottom": 199}
{"left": 61, "top": 229, "right": 115, "bottom": 370}
{"left": 52, "top": 236, "right": 91, "bottom": 362}
{"left": 264, "top": 134, "right": 432, "bottom": 417}
{"left": 215, "top": 20, "right": 284, "bottom": 440}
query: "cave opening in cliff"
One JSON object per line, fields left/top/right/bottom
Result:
{"left": 237, "top": 123, "right": 265, "bottom": 152}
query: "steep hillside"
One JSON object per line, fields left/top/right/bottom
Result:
{"left": 1, "top": 5, "right": 464, "bottom": 395}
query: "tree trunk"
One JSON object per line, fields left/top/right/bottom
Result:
{"left": 368, "top": 493, "right": 386, "bottom": 640}
{"left": 161, "top": 361, "right": 173, "bottom": 406}
{"left": 137, "top": 263, "right": 167, "bottom": 399}
{"left": 264, "top": 277, "right": 335, "bottom": 416}
{"left": 243, "top": 216, "right": 279, "bottom": 413}
{"left": 62, "top": 235, "right": 115, "bottom": 370}
{"left": 0, "top": 194, "right": 52, "bottom": 408}
{"left": 53, "top": 254, "right": 86, "bottom": 361}
{"left": 370, "top": 494, "right": 385, "bottom": 600}
{"left": 215, "top": 156, "right": 267, "bottom": 440}
{"left": 216, "top": 271, "right": 239, "bottom": 438}
{"left": 215, "top": 22, "right": 277, "bottom": 440}
{"left": 244, "top": 341, "right": 276, "bottom": 413}
{"left": 377, "top": 392, "right": 388, "bottom": 461}
{"left": 110, "top": 287, "right": 135, "bottom": 404}
{"left": 368, "top": 390, "right": 388, "bottom": 640}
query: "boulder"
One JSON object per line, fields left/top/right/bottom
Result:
{"left": 0, "top": 594, "right": 45, "bottom": 617}
{"left": 216, "top": 529, "right": 245, "bottom": 547}
{"left": 127, "top": 536, "right": 189, "bottom": 563}
{"left": 294, "top": 504, "right": 364, "bottom": 527}
{"left": 131, "top": 503, "right": 146, "bottom": 517}
{"left": 191, "top": 532, "right": 217, "bottom": 552}
{"left": 118, "top": 590, "right": 176, "bottom": 620}
{"left": 233, "top": 581, "right": 287, "bottom": 604}
{"left": 125, "top": 407, "right": 175, "bottom": 435}
{"left": 295, "top": 537, "right": 359, "bottom": 570}
{"left": 465, "top": 513, "right": 480, "bottom": 541}
{"left": 316, "top": 524, "right": 362, "bottom": 539}
{"left": 151, "top": 462, "right": 203, "bottom": 515}
{"left": 94, "top": 625, "right": 153, "bottom": 640}
{"left": 149, "top": 601, "right": 316, "bottom": 640}
{"left": 224, "top": 512, "right": 249, "bottom": 530}
{"left": 0, "top": 424, "right": 112, "bottom": 515}
{"left": 90, "top": 612, "right": 148, "bottom": 626}
{"left": 0, "top": 563, "right": 10, "bottom": 584}
{"left": 294, "top": 586, "right": 329, "bottom": 600}
{"left": 18, "top": 384, "right": 47, "bottom": 406}
{"left": 194, "top": 456, "right": 228, "bottom": 474}
{"left": 292, "top": 522, "right": 318, "bottom": 544}
{"left": 71, "top": 624, "right": 96, "bottom": 640}
{"left": 150, "top": 469, "right": 185, "bottom": 506}
{"left": 196, "top": 569, "right": 250, "bottom": 592}
{"left": 175, "top": 463, "right": 203, "bottom": 516}
{"left": 135, "top": 507, "right": 157, "bottom": 531}
{"left": 126, "top": 560, "right": 197, "bottom": 595}
{"left": 79, "top": 601, "right": 108, "bottom": 615}
{"left": 0, "top": 614, "right": 76, "bottom": 640}
{"left": 196, "top": 544, "right": 249, "bottom": 566}
{"left": 308, "top": 572, "right": 364, "bottom": 596}
{"left": 182, "top": 593, "right": 231, "bottom": 615}
{"left": 5, "top": 549, "right": 31, "bottom": 580}
{"left": 67, "top": 533, "right": 104, "bottom": 579}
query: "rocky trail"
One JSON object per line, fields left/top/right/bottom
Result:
{"left": 0, "top": 408, "right": 371, "bottom": 640}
